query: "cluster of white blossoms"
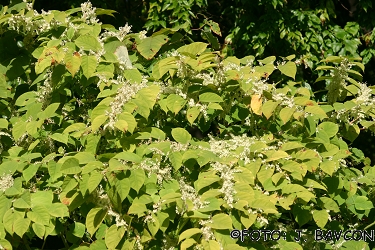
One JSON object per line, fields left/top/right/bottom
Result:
{"left": 100, "top": 24, "right": 132, "bottom": 42}
{"left": 356, "top": 83, "right": 374, "bottom": 105}
{"left": 107, "top": 207, "right": 128, "bottom": 227}
{"left": 327, "top": 59, "right": 352, "bottom": 104}
{"left": 139, "top": 158, "right": 172, "bottom": 185}
{"left": 179, "top": 179, "right": 205, "bottom": 211}
{"left": 248, "top": 77, "right": 269, "bottom": 95}
{"left": 35, "top": 70, "right": 53, "bottom": 106}
{"left": 212, "top": 162, "right": 240, "bottom": 208}
{"left": 272, "top": 92, "right": 295, "bottom": 108}
{"left": 105, "top": 76, "right": 148, "bottom": 130}
{"left": 0, "top": 174, "right": 14, "bottom": 192}
{"left": 80, "top": 1, "right": 100, "bottom": 25}
{"left": 207, "top": 134, "right": 256, "bottom": 160}
{"left": 199, "top": 219, "right": 216, "bottom": 241}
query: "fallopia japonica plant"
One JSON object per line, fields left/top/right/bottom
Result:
{"left": 0, "top": 1, "right": 375, "bottom": 250}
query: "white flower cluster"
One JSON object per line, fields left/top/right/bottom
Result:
{"left": 139, "top": 30, "right": 147, "bottom": 40}
{"left": 195, "top": 72, "right": 216, "bottom": 86}
{"left": 212, "top": 162, "right": 239, "bottom": 208}
{"left": 0, "top": 174, "right": 14, "bottom": 192}
{"left": 8, "top": 3, "right": 60, "bottom": 36}
{"left": 81, "top": 1, "right": 100, "bottom": 25}
{"left": 199, "top": 219, "right": 215, "bottom": 241}
{"left": 356, "top": 83, "right": 374, "bottom": 105}
{"left": 170, "top": 141, "right": 189, "bottom": 152}
{"left": 101, "top": 24, "right": 132, "bottom": 42}
{"left": 107, "top": 207, "right": 128, "bottom": 227}
{"left": 35, "top": 70, "right": 53, "bottom": 106}
{"left": 179, "top": 179, "right": 205, "bottom": 211}
{"left": 139, "top": 158, "right": 172, "bottom": 185}
{"left": 272, "top": 92, "right": 295, "bottom": 108}
{"left": 248, "top": 78, "right": 269, "bottom": 95}
{"left": 188, "top": 99, "right": 208, "bottom": 120}
{"left": 327, "top": 59, "right": 352, "bottom": 104}
{"left": 105, "top": 76, "right": 148, "bottom": 130}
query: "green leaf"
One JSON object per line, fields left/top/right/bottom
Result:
{"left": 199, "top": 92, "right": 223, "bottom": 103}
{"left": 118, "top": 112, "right": 137, "bottom": 133}
{"left": 49, "top": 133, "right": 68, "bottom": 145}
{"left": 32, "top": 223, "right": 45, "bottom": 239}
{"left": 114, "top": 152, "right": 142, "bottom": 163}
{"left": 187, "top": 107, "right": 200, "bottom": 125}
{"left": 23, "top": 163, "right": 40, "bottom": 183}
{"left": 81, "top": 55, "right": 97, "bottom": 79}
{"left": 137, "top": 35, "right": 168, "bottom": 59}
{"left": 305, "top": 106, "right": 328, "bottom": 118}
{"left": 317, "top": 122, "right": 339, "bottom": 138}
{"left": 279, "top": 107, "right": 295, "bottom": 124}
{"left": 14, "top": 217, "right": 30, "bottom": 237}
{"left": 71, "top": 222, "right": 85, "bottom": 238}
{"left": 278, "top": 61, "right": 297, "bottom": 79}
{"left": 353, "top": 196, "right": 373, "bottom": 210}
{"left": 262, "top": 100, "right": 278, "bottom": 119}
{"left": 172, "top": 128, "right": 191, "bottom": 144}
{"left": 320, "top": 161, "right": 336, "bottom": 176}
{"left": 313, "top": 210, "right": 329, "bottom": 228}
{"left": 129, "top": 168, "right": 145, "bottom": 193}
{"left": 60, "top": 158, "right": 81, "bottom": 174}
{"left": 124, "top": 69, "right": 142, "bottom": 84}
{"left": 128, "top": 202, "right": 147, "bottom": 216}
{"left": 105, "top": 225, "right": 125, "bottom": 249}
{"left": 86, "top": 207, "right": 107, "bottom": 236}
{"left": 166, "top": 94, "right": 186, "bottom": 114}
{"left": 15, "top": 92, "right": 36, "bottom": 106}
{"left": 147, "top": 215, "right": 160, "bottom": 236}
{"left": 13, "top": 190, "right": 31, "bottom": 209}
{"left": 207, "top": 214, "right": 232, "bottom": 229}
{"left": 169, "top": 151, "right": 183, "bottom": 170}
{"left": 65, "top": 52, "right": 81, "bottom": 77}
{"left": 177, "top": 42, "right": 208, "bottom": 57}
{"left": 179, "top": 228, "right": 202, "bottom": 243}
{"left": 27, "top": 205, "right": 50, "bottom": 225}
{"left": 88, "top": 171, "right": 102, "bottom": 194}
{"left": 92, "top": 114, "right": 108, "bottom": 132}
{"left": 0, "top": 118, "right": 8, "bottom": 128}
{"left": 75, "top": 35, "right": 102, "bottom": 51}
{"left": 48, "top": 203, "right": 69, "bottom": 217}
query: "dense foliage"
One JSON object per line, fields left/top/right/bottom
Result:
{"left": 1, "top": 1, "right": 375, "bottom": 250}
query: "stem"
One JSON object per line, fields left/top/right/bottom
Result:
{"left": 41, "top": 237, "right": 47, "bottom": 250}
{"left": 23, "top": 237, "right": 32, "bottom": 250}
{"left": 60, "top": 233, "right": 69, "bottom": 249}
{"left": 364, "top": 221, "right": 375, "bottom": 230}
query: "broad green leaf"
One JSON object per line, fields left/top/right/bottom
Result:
{"left": 65, "top": 52, "right": 81, "bottom": 77}
{"left": 0, "top": 118, "right": 8, "bottom": 128}
{"left": 313, "top": 210, "right": 329, "bottom": 228}
{"left": 207, "top": 214, "right": 232, "bottom": 229}
{"left": 114, "top": 120, "right": 128, "bottom": 132}
{"left": 75, "top": 35, "right": 102, "bottom": 51}
{"left": 14, "top": 217, "right": 30, "bottom": 237}
{"left": 305, "top": 106, "right": 328, "bottom": 118}
{"left": 169, "top": 151, "right": 183, "bottom": 170}
{"left": 166, "top": 94, "right": 186, "bottom": 114}
{"left": 178, "top": 228, "right": 202, "bottom": 243}
{"left": 27, "top": 205, "right": 50, "bottom": 225}
{"left": 199, "top": 92, "right": 223, "bottom": 103}
{"left": 118, "top": 112, "right": 137, "bottom": 133}
{"left": 86, "top": 207, "right": 107, "bottom": 236}
{"left": 279, "top": 107, "right": 295, "bottom": 124}
{"left": 48, "top": 203, "right": 69, "bottom": 217}
{"left": 320, "top": 197, "right": 340, "bottom": 212}
{"left": 71, "top": 222, "right": 85, "bottom": 238}
{"left": 32, "top": 223, "right": 45, "bottom": 239}
{"left": 31, "top": 190, "right": 53, "bottom": 207}
{"left": 88, "top": 171, "right": 102, "bottom": 194}
{"left": 147, "top": 215, "right": 160, "bottom": 236}
{"left": 262, "top": 100, "right": 278, "bottom": 119}
{"left": 105, "top": 225, "right": 125, "bottom": 249}
{"left": 172, "top": 128, "right": 191, "bottom": 144}
{"left": 177, "top": 42, "right": 207, "bottom": 57}
{"left": 317, "top": 122, "right": 339, "bottom": 138}
{"left": 123, "top": 69, "right": 142, "bottom": 84}
{"left": 353, "top": 196, "right": 373, "bottom": 210}
{"left": 49, "top": 133, "right": 68, "bottom": 145}
{"left": 258, "top": 56, "right": 276, "bottom": 65}
{"left": 128, "top": 202, "right": 147, "bottom": 216}
{"left": 60, "top": 158, "right": 81, "bottom": 174}
{"left": 81, "top": 55, "right": 97, "bottom": 79}
{"left": 320, "top": 161, "right": 336, "bottom": 176}
{"left": 114, "top": 152, "right": 142, "bottom": 163}
{"left": 129, "top": 168, "right": 145, "bottom": 193}
{"left": 187, "top": 107, "right": 200, "bottom": 125}
{"left": 137, "top": 35, "right": 168, "bottom": 59}
{"left": 23, "top": 163, "right": 40, "bottom": 183}
{"left": 282, "top": 184, "right": 308, "bottom": 193}
{"left": 278, "top": 61, "right": 297, "bottom": 79}
{"left": 15, "top": 92, "right": 36, "bottom": 106}
{"left": 13, "top": 190, "right": 31, "bottom": 209}
{"left": 92, "top": 114, "right": 108, "bottom": 132}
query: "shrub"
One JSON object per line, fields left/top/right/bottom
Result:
{"left": 0, "top": 1, "right": 375, "bottom": 250}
